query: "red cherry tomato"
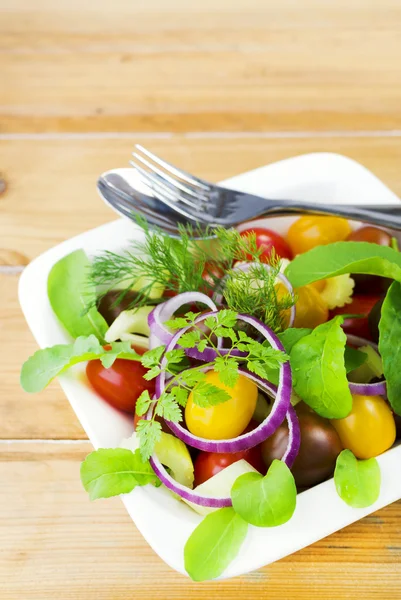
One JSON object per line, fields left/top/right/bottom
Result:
{"left": 240, "top": 227, "right": 293, "bottom": 262}
{"left": 201, "top": 262, "right": 225, "bottom": 297}
{"left": 329, "top": 294, "right": 381, "bottom": 339}
{"left": 86, "top": 347, "right": 154, "bottom": 414}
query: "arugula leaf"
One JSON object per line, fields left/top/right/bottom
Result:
{"left": 20, "top": 335, "right": 141, "bottom": 393}
{"left": 290, "top": 317, "right": 352, "bottom": 418}
{"left": 231, "top": 459, "right": 296, "bottom": 527}
{"left": 47, "top": 249, "right": 108, "bottom": 341}
{"left": 192, "top": 382, "right": 232, "bottom": 407}
{"left": 214, "top": 357, "right": 239, "bottom": 388}
{"left": 379, "top": 281, "right": 401, "bottom": 415}
{"left": 344, "top": 346, "right": 368, "bottom": 374}
{"left": 155, "top": 393, "right": 182, "bottom": 422}
{"left": 286, "top": 241, "right": 401, "bottom": 288}
{"left": 278, "top": 328, "right": 312, "bottom": 353}
{"left": 136, "top": 419, "right": 162, "bottom": 461}
{"left": 135, "top": 390, "right": 153, "bottom": 416}
{"left": 184, "top": 508, "right": 248, "bottom": 582}
{"left": 334, "top": 449, "right": 381, "bottom": 508}
{"left": 80, "top": 448, "right": 158, "bottom": 500}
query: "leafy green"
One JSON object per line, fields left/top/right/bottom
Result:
{"left": 344, "top": 346, "right": 368, "bottom": 374}
{"left": 334, "top": 449, "right": 381, "bottom": 508}
{"left": 290, "top": 317, "right": 352, "bottom": 418}
{"left": 286, "top": 241, "right": 401, "bottom": 288}
{"left": 48, "top": 249, "right": 108, "bottom": 340}
{"left": 80, "top": 448, "right": 158, "bottom": 500}
{"left": 379, "top": 281, "right": 401, "bottom": 415}
{"left": 192, "top": 382, "right": 232, "bottom": 407}
{"left": 135, "top": 419, "right": 163, "bottom": 461}
{"left": 278, "top": 328, "right": 312, "bottom": 353}
{"left": 231, "top": 459, "right": 297, "bottom": 527}
{"left": 184, "top": 508, "right": 248, "bottom": 581}
{"left": 135, "top": 390, "right": 153, "bottom": 416}
{"left": 213, "top": 356, "right": 239, "bottom": 387}
{"left": 20, "top": 335, "right": 141, "bottom": 393}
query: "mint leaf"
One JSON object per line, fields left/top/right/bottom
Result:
{"left": 155, "top": 393, "right": 182, "bottom": 422}
{"left": 184, "top": 508, "right": 248, "bottom": 582}
{"left": 47, "top": 249, "right": 108, "bottom": 341}
{"left": 231, "top": 459, "right": 297, "bottom": 527}
{"left": 334, "top": 449, "right": 381, "bottom": 508}
{"left": 214, "top": 357, "right": 239, "bottom": 388}
{"left": 178, "top": 330, "right": 201, "bottom": 348}
{"left": 171, "top": 386, "right": 189, "bottom": 407}
{"left": 20, "top": 335, "right": 142, "bottom": 393}
{"left": 140, "top": 346, "right": 165, "bottom": 368}
{"left": 192, "top": 382, "right": 231, "bottom": 407}
{"left": 135, "top": 390, "right": 152, "bottom": 416}
{"left": 80, "top": 448, "right": 158, "bottom": 500}
{"left": 290, "top": 316, "right": 352, "bottom": 418}
{"left": 286, "top": 241, "right": 401, "bottom": 288}
{"left": 379, "top": 281, "right": 401, "bottom": 415}
{"left": 136, "top": 419, "right": 162, "bottom": 461}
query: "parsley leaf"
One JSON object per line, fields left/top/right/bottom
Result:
{"left": 171, "top": 386, "right": 189, "bottom": 407}
{"left": 214, "top": 357, "right": 239, "bottom": 388}
{"left": 155, "top": 393, "right": 182, "bottom": 422}
{"left": 192, "top": 382, "right": 232, "bottom": 407}
{"left": 178, "top": 330, "right": 201, "bottom": 348}
{"left": 135, "top": 390, "right": 153, "bottom": 416}
{"left": 140, "top": 346, "right": 165, "bottom": 368}
{"left": 216, "top": 309, "right": 238, "bottom": 328}
{"left": 136, "top": 419, "right": 162, "bottom": 461}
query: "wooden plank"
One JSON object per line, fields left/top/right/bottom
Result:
{"left": 1, "top": 442, "right": 401, "bottom": 599}
{"left": 2, "top": 0, "right": 401, "bottom": 132}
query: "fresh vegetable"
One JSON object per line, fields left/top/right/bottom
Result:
{"left": 185, "top": 371, "right": 258, "bottom": 440}
{"left": 261, "top": 403, "right": 343, "bottom": 489}
{"left": 48, "top": 249, "right": 108, "bottom": 340}
{"left": 319, "top": 274, "right": 355, "bottom": 310}
{"left": 231, "top": 459, "right": 296, "bottom": 527}
{"left": 287, "top": 216, "right": 351, "bottom": 255}
{"left": 20, "top": 335, "right": 142, "bottom": 393}
{"left": 293, "top": 285, "right": 329, "bottom": 329}
{"left": 379, "top": 282, "right": 401, "bottom": 415}
{"left": 331, "top": 394, "right": 396, "bottom": 459}
{"left": 290, "top": 317, "right": 352, "bottom": 418}
{"left": 334, "top": 449, "right": 381, "bottom": 508}
{"left": 98, "top": 290, "right": 142, "bottom": 325}
{"left": 184, "top": 508, "right": 248, "bottom": 582}
{"left": 105, "top": 306, "right": 153, "bottom": 342}
{"left": 347, "top": 226, "right": 393, "bottom": 294}
{"left": 347, "top": 345, "right": 383, "bottom": 384}
{"left": 330, "top": 294, "right": 380, "bottom": 339}
{"left": 239, "top": 227, "right": 293, "bottom": 261}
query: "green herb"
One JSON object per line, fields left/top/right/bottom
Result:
{"left": 334, "top": 449, "right": 381, "bottom": 508}
{"left": 20, "top": 335, "right": 141, "bottom": 393}
{"left": 231, "top": 459, "right": 296, "bottom": 527}
{"left": 80, "top": 448, "right": 159, "bottom": 500}
{"left": 184, "top": 507, "right": 248, "bottom": 582}
{"left": 344, "top": 346, "right": 368, "bottom": 374}
{"left": 48, "top": 249, "right": 108, "bottom": 340}
{"left": 379, "top": 281, "right": 401, "bottom": 415}
{"left": 290, "top": 316, "right": 352, "bottom": 418}
{"left": 285, "top": 241, "right": 401, "bottom": 288}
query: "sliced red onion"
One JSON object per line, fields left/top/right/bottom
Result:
{"left": 348, "top": 381, "right": 387, "bottom": 396}
{"left": 346, "top": 334, "right": 379, "bottom": 353}
{"left": 213, "top": 262, "right": 296, "bottom": 328}
{"left": 157, "top": 311, "right": 292, "bottom": 453}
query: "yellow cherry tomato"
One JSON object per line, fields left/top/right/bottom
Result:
{"left": 331, "top": 394, "right": 396, "bottom": 459}
{"left": 287, "top": 216, "right": 352, "bottom": 255}
{"left": 185, "top": 371, "right": 258, "bottom": 440}
{"left": 293, "top": 285, "right": 329, "bottom": 329}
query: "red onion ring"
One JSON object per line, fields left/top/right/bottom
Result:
{"left": 212, "top": 262, "right": 296, "bottom": 328}
{"left": 157, "top": 311, "right": 292, "bottom": 453}
{"left": 348, "top": 381, "right": 387, "bottom": 396}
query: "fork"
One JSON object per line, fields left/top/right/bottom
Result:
{"left": 129, "top": 145, "right": 401, "bottom": 231}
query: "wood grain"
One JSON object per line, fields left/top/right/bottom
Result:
{"left": 2, "top": 0, "right": 401, "bottom": 132}
{"left": 1, "top": 442, "right": 401, "bottom": 600}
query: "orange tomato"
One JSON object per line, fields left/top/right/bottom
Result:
{"left": 287, "top": 216, "right": 352, "bottom": 255}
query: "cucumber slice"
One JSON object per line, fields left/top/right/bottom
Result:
{"left": 105, "top": 306, "right": 153, "bottom": 342}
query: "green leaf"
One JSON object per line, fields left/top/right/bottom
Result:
{"left": 214, "top": 326, "right": 238, "bottom": 342}
{"left": 171, "top": 386, "right": 189, "bottom": 407}
{"left": 184, "top": 508, "right": 248, "bottom": 582}
{"left": 344, "top": 346, "right": 368, "bottom": 374}
{"left": 165, "top": 348, "right": 186, "bottom": 365}
{"left": 20, "top": 335, "right": 141, "bottom": 393}
{"left": 231, "top": 459, "right": 297, "bottom": 527}
{"left": 179, "top": 369, "right": 206, "bottom": 387}
{"left": 334, "top": 449, "right": 381, "bottom": 508}
{"left": 216, "top": 309, "right": 238, "bottom": 328}
{"left": 135, "top": 390, "right": 152, "bottom": 416}
{"left": 164, "top": 317, "right": 191, "bottom": 330}
{"left": 80, "top": 448, "right": 158, "bottom": 500}
{"left": 178, "top": 330, "right": 201, "bottom": 348}
{"left": 155, "top": 393, "right": 182, "bottom": 422}
{"left": 278, "top": 328, "right": 312, "bottom": 353}
{"left": 47, "top": 249, "right": 108, "bottom": 340}
{"left": 197, "top": 339, "right": 208, "bottom": 352}
{"left": 192, "top": 382, "right": 232, "bottom": 407}
{"left": 379, "top": 281, "right": 401, "bottom": 415}
{"left": 290, "top": 317, "right": 352, "bottom": 418}
{"left": 204, "top": 316, "right": 218, "bottom": 331}
{"left": 140, "top": 346, "right": 165, "bottom": 368}
{"left": 142, "top": 365, "right": 161, "bottom": 381}
{"left": 136, "top": 419, "right": 163, "bottom": 461}
{"left": 214, "top": 357, "right": 239, "bottom": 388}
{"left": 286, "top": 241, "right": 401, "bottom": 288}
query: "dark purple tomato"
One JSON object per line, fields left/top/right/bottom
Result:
{"left": 347, "top": 226, "right": 393, "bottom": 294}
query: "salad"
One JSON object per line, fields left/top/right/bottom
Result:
{"left": 21, "top": 215, "right": 401, "bottom": 581}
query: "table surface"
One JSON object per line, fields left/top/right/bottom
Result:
{"left": 2, "top": 1, "right": 401, "bottom": 597}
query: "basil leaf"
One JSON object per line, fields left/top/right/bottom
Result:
{"left": 80, "top": 448, "right": 158, "bottom": 500}
{"left": 184, "top": 508, "right": 248, "bottom": 582}
{"left": 286, "top": 241, "right": 401, "bottom": 288}
{"left": 290, "top": 316, "right": 352, "bottom": 418}
{"left": 48, "top": 249, "right": 108, "bottom": 340}
{"left": 334, "top": 449, "right": 381, "bottom": 508}
{"left": 379, "top": 281, "right": 401, "bottom": 415}
{"left": 231, "top": 459, "right": 296, "bottom": 527}
{"left": 20, "top": 335, "right": 141, "bottom": 393}
{"left": 344, "top": 346, "right": 367, "bottom": 373}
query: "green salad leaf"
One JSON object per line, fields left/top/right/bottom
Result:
{"left": 278, "top": 328, "right": 312, "bottom": 353}
{"left": 48, "top": 249, "right": 108, "bottom": 340}
{"left": 334, "top": 449, "right": 381, "bottom": 508}
{"left": 290, "top": 316, "right": 352, "bottom": 418}
{"left": 344, "top": 346, "right": 367, "bottom": 373}
{"left": 285, "top": 241, "right": 401, "bottom": 288}
{"left": 379, "top": 281, "right": 401, "bottom": 415}
{"left": 231, "top": 459, "right": 296, "bottom": 527}
{"left": 20, "top": 335, "right": 141, "bottom": 393}
{"left": 184, "top": 508, "right": 248, "bottom": 582}
{"left": 80, "top": 448, "right": 159, "bottom": 500}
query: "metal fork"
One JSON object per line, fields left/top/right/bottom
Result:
{"left": 129, "top": 145, "right": 401, "bottom": 231}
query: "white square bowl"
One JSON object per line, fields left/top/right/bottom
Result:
{"left": 19, "top": 152, "right": 401, "bottom": 580}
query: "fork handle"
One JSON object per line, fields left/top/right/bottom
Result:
{"left": 266, "top": 201, "right": 401, "bottom": 231}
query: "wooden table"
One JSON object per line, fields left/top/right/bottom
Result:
{"left": 2, "top": 1, "right": 401, "bottom": 597}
